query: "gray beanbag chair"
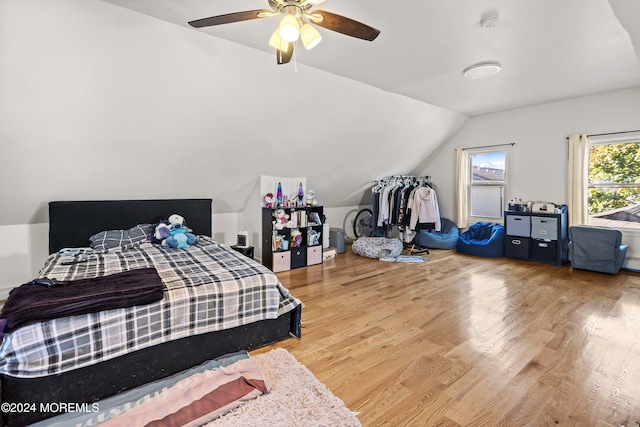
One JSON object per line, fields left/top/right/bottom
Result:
{"left": 352, "top": 237, "right": 403, "bottom": 259}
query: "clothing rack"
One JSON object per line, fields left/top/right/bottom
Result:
{"left": 370, "top": 175, "right": 438, "bottom": 255}
{"left": 373, "top": 175, "right": 431, "bottom": 184}
{"left": 372, "top": 175, "right": 432, "bottom": 193}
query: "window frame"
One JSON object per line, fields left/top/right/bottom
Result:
{"left": 587, "top": 136, "right": 640, "bottom": 228}
{"left": 466, "top": 148, "right": 509, "bottom": 224}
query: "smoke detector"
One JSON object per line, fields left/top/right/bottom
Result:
{"left": 480, "top": 12, "right": 499, "bottom": 30}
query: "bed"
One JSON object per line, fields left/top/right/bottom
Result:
{"left": 0, "top": 199, "right": 302, "bottom": 426}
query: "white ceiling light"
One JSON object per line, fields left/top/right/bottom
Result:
{"left": 464, "top": 12, "right": 502, "bottom": 79}
{"left": 463, "top": 62, "right": 502, "bottom": 78}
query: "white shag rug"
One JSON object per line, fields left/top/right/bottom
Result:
{"left": 204, "top": 348, "right": 361, "bottom": 427}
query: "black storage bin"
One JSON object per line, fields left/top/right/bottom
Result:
{"left": 531, "top": 239, "right": 558, "bottom": 262}
{"left": 505, "top": 237, "right": 530, "bottom": 260}
{"left": 290, "top": 248, "right": 307, "bottom": 269}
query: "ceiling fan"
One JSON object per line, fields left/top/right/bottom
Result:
{"left": 188, "top": 0, "right": 380, "bottom": 65}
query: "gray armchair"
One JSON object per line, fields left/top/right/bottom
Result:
{"left": 568, "top": 225, "right": 628, "bottom": 274}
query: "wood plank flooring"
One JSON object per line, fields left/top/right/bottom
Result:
{"left": 253, "top": 244, "right": 640, "bottom": 426}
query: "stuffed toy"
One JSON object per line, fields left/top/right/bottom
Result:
{"left": 153, "top": 223, "right": 171, "bottom": 242}
{"left": 153, "top": 213, "right": 198, "bottom": 249}
{"left": 306, "top": 190, "right": 318, "bottom": 206}
{"left": 153, "top": 214, "right": 184, "bottom": 242}
{"left": 290, "top": 229, "right": 302, "bottom": 248}
{"left": 272, "top": 208, "right": 291, "bottom": 230}
{"left": 263, "top": 193, "right": 275, "bottom": 208}
{"left": 274, "top": 234, "right": 288, "bottom": 251}
{"left": 161, "top": 223, "right": 198, "bottom": 249}
{"left": 168, "top": 214, "right": 184, "bottom": 226}
{"left": 307, "top": 229, "right": 321, "bottom": 246}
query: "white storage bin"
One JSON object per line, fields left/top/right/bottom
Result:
{"left": 272, "top": 251, "right": 291, "bottom": 273}
{"left": 506, "top": 215, "right": 531, "bottom": 237}
{"left": 531, "top": 217, "right": 558, "bottom": 240}
{"left": 307, "top": 246, "right": 322, "bottom": 265}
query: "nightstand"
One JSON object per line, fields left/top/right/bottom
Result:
{"left": 230, "top": 245, "right": 254, "bottom": 260}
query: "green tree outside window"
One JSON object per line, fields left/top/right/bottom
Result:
{"left": 588, "top": 141, "right": 640, "bottom": 215}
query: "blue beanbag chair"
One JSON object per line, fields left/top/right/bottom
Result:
{"left": 456, "top": 222, "right": 505, "bottom": 257}
{"left": 414, "top": 218, "right": 459, "bottom": 250}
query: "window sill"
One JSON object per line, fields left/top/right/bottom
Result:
{"left": 589, "top": 217, "right": 640, "bottom": 233}
{"left": 468, "top": 216, "right": 504, "bottom": 225}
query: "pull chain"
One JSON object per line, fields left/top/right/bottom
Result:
{"left": 293, "top": 49, "right": 298, "bottom": 73}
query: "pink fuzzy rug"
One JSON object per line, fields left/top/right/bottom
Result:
{"left": 204, "top": 348, "right": 361, "bottom": 427}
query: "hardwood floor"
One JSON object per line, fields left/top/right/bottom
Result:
{"left": 253, "top": 244, "right": 640, "bottom": 426}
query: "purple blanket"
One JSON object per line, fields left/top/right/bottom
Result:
{"left": 0, "top": 268, "right": 164, "bottom": 333}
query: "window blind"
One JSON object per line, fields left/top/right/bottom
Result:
{"left": 470, "top": 185, "right": 503, "bottom": 218}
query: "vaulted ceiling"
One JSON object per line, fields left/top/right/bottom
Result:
{"left": 4, "top": 0, "right": 640, "bottom": 228}
{"left": 103, "top": 0, "right": 640, "bottom": 116}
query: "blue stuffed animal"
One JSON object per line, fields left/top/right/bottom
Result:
{"left": 156, "top": 215, "right": 198, "bottom": 249}
{"left": 161, "top": 224, "right": 198, "bottom": 249}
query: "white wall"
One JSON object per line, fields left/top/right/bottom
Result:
{"left": 0, "top": 0, "right": 466, "bottom": 227}
{"left": 0, "top": 224, "right": 49, "bottom": 300}
{"left": 416, "top": 86, "right": 640, "bottom": 270}
{"left": 0, "top": 0, "right": 466, "bottom": 296}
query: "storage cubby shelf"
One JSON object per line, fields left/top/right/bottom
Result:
{"left": 262, "top": 206, "right": 324, "bottom": 273}
{"left": 504, "top": 209, "right": 568, "bottom": 265}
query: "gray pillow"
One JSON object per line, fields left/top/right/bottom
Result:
{"left": 89, "top": 224, "right": 154, "bottom": 251}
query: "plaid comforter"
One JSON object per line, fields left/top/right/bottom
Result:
{"left": 0, "top": 237, "right": 301, "bottom": 378}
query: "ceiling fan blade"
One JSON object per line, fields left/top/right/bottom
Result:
{"left": 311, "top": 10, "right": 380, "bottom": 41}
{"left": 188, "top": 10, "right": 271, "bottom": 28}
{"left": 277, "top": 42, "right": 294, "bottom": 65}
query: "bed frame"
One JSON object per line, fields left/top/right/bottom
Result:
{"left": 1, "top": 199, "right": 301, "bottom": 426}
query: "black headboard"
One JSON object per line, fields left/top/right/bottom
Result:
{"left": 49, "top": 199, "right": 212, "bottom": 254}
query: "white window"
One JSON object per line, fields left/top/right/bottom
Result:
{"left": 468, "top": 150, "right": 507, "bottom": 220}
{"left": 588, "top": 137, "right": 640, "bottom": 228}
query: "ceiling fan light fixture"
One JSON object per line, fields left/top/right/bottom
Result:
{"left": 268, "top": 28, "right": 286, "bottom": 50}
{"left": 187, "top": 1, "right": 381, "bottom": 65}
{"left": 300, "top": 23, "right": 322, "bottom": 49}
{"left": 279, "top": 13, "right": 300, "bottom": 42}
{"left": 463, "top": 62, "right": 502, "bottom": 78}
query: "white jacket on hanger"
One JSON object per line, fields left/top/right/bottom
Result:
{"left": 409, "top": 187, "right": 441, "bottom": 231}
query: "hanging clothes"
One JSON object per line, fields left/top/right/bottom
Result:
{"left": 409, "top": 186, "right": 441, "bottom": 231}
{"left": 396, "top": 184, "right": 415, "bottom": 231}
{"left": 375, "top": 178, "right": 407, "bottom": 228}
{"left": 369, "top": 175, "right": 439, "bottom": 239}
